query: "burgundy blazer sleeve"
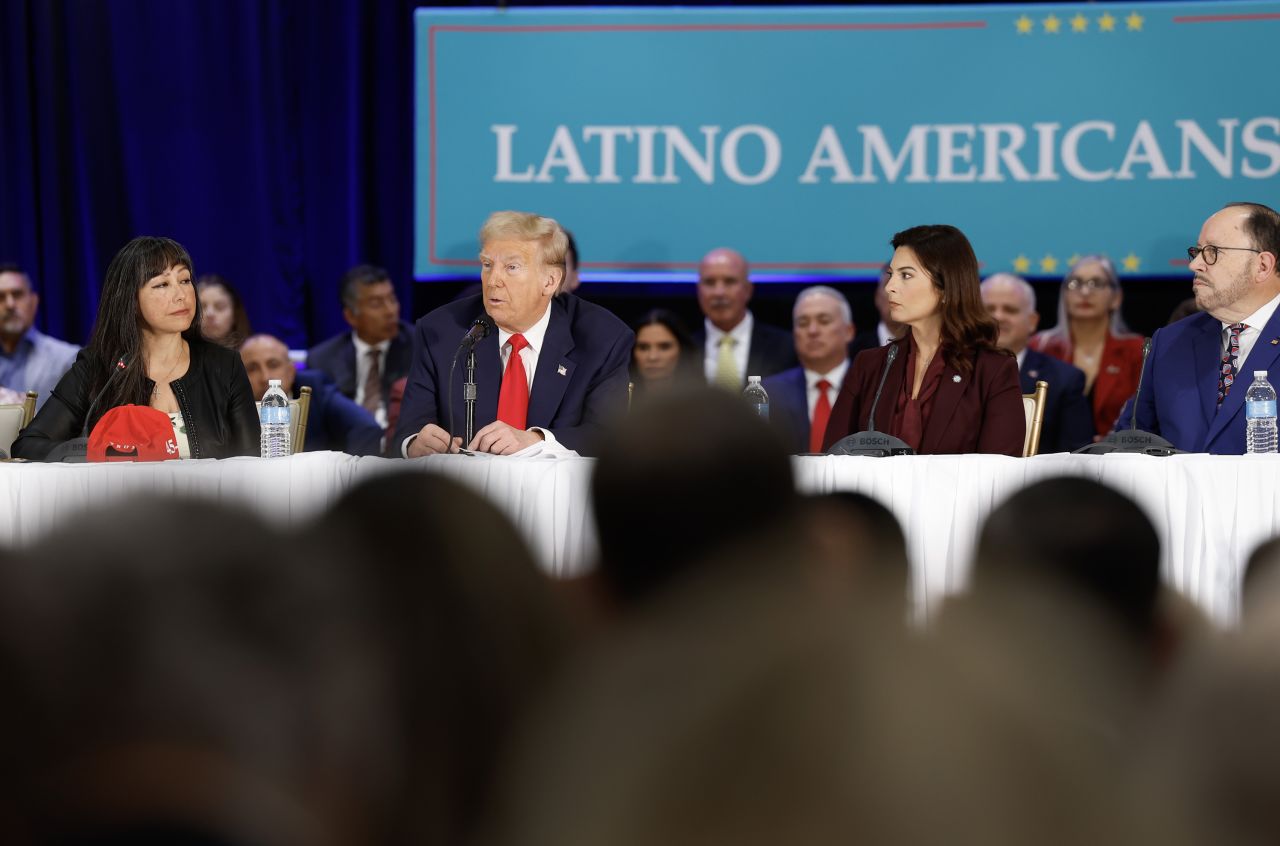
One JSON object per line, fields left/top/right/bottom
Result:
{"left": 974, "top": 352, "right": 1027, "bottom": 457}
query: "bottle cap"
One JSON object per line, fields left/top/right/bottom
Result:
{"left": 269, "top": 379, "right": 282, "bottom": 386}
{"left": 1255, "top": 371, "right": 1268, "bottom": 378}
{"left": 748, "top": 375, "right": 761, "bottom": 382}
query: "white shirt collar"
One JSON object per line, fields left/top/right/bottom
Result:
{"left": 805, "top": 357, "right": 850, "bottom": 390}
{"left": 704, "top": 311, "right": 754, "bottom": 346}
{"left": 352, "top": 332, "right": 391, "bottom": 357}
{"left": 497, "top": 300, "right": 553, "bottom": 353}
{"left": 1224, "top": 292, "right": 1280, "bottom": 335}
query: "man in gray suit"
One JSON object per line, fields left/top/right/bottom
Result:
{"left": 0, "top": 264, "right": 79, "bottom": 409}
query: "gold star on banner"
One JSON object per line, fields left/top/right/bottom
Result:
{"left": 1126, "top": 12, "right": 1144, "bottom": 31}
{"left": 1040, "top": 255, "right": 1059, "bottom": 273}
{"left": 1013, "top": 255, "right": 1031, "bottom": 274}
{"left": 1067, "top": 254, "right": 1081, "bottom": 268}
{"left": 1122, "top": 253, "right": 1141, "bottom": 271}
{"left": 1099, "top": 12, "right": 1117, "bottom": 32}
{"left": 1015, "top": 15, "right": 1034, "bottom": 34}
{"left": 1071, "top": 14, "right": 1089, "bottom": 33}
{"left": 1043, "top": 14, "right": 1062, "bottom": 33}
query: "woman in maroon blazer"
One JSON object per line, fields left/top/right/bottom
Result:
{"left": 823, "top": 225, "right": 1025, "bottom": 456}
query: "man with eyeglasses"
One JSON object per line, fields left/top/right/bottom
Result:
{"left": 1132, "top": 202, "right": 1280, "bottom": 454}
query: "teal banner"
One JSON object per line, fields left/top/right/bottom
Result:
{"left": 415, "top": 2, "right": 1280, "bottom": 279}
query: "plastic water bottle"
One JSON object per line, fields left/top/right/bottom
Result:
{"left": 743, "top": 375, "right": 769, "bottom": 420}
{"left": 1245, "top": 370, "right": 1278, "bottom": 454}
{"left": 259, "top": 379, "right": 292, "bottom": 458}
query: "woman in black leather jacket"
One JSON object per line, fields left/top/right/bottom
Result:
{"left": 13, "top": 237, "right": 260, "bottom": 461}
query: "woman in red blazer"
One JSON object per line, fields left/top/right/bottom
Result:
{"left": 1027, "top": 255, "right": 1144, "bottom": 438}
{"left": 823, "top": 225, "right": 1025, "bottom": 456}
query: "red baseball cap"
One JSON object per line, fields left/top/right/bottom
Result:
{"left": 87, "top": 405, "right": 180, "bottom": 462}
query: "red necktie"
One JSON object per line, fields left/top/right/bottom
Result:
{"left": 810, "top": 378, "right": 832, "bottom": 453}
{"left": 497, "top": 333, "right": 530, "bottom": 429}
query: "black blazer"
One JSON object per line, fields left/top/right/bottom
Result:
{"left": 1020, "top": 349, "right": 1094, "bottom": 453}
{"left": 13, "top": 339, "right": 261, "bottom": 461}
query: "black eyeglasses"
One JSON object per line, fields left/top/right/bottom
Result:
{"left": 1064, "top": 276, "right": 1113, "bottom": 292}
{"left": 1187, "top": 244, "right": 1262, "bottom": 265}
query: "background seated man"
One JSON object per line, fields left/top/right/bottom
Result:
{"left": 393, "top": 210, "right": 631, "bottom": 458}
{"left": 764, "top": 286, "right": 855, "bottom": 454}
{"left": 692, "top": 247, "right": 796, "bottom": 390}
{"left": 242, "top": 334, "right": 383, "bottom": 456}
{"left": 981, "top": 273, "right": 1093, "bottom": 453}
{"left": 306, "top": 264, "right": 412, "bottom": 432}
{"left": 0, "top": 263, "right": 79, "bottom": 409}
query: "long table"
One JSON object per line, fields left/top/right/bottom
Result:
{"left": 2, "top": 451, "right": 1275, "bottom": 626}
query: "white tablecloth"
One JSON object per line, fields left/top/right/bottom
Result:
{"left": 2, "top": 451, "right": 1274, "bottom": 626}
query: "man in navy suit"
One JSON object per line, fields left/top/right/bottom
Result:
{"left": 241, "top": 334, "right": 383, "bottom": 456}
{"left": 1135, "top": 202, "right": 1280, "bottom": 454}
{"left": 691, "top": 248, "right": 796, "bottom": 390}
{"left": 305, "top": 264, "right": 412, "bottom": 431}
{"left": 762, "top": 286, "right": 854, "bottom": 454}
{"left": 982, "top": 273, "right": 1094, "bottom": 453}
{"left": 393, "top": 211, "right": 632, "bottom": 458}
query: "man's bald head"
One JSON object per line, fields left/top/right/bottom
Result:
{"left": 240, "top": 334, "right": 296, "bottom": 399}
{"left": 697, "top": 248, "right": 752, "bottom": 332}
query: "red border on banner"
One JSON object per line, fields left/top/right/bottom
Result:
{"left": 1173, "top": 13, "right": 1280, "bottom": 23}
{"left": 425, "top": 19, "right": 987, "bottom": 271}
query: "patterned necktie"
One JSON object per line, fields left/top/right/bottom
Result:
{"left": 362, "top": 348, "right": 382, "bottom": 416}
{"left": 715, "top": 334, "right": 739, "bottom": 391}
{"left": 497, "top": 333, "right": 530, "bottom": 429}
{"left": 810, "top": 378, "right": 832, "bottom": 453}
{"left": 1218, "top": 323, "right": 1246, "bottom": 405}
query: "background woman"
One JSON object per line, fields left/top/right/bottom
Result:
{"left": 197, "top": 273, "right": 253, "bottom": 349}
{"left": 14, "top": 237, "right": 260, "bottom": 460}
{"left": 630, "top": 309, "right": 697, "bottom": 394}
{"left": 1028, "top": 255, "right": 1144, "bottom": 437}
{"left": 822, "top": 225, "right": 1024, "bottom": 456}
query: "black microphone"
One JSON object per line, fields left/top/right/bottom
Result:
{"left": 866, "top": 342, "right": 899, "bottom": 431}
{"left": 1128, "top": 337, "right": 1151, "bottom": 431}
{"left": 827, "top": 342, "right": 915, "bottom": 457}
{"left": 1073, "top": 336, "right": 1181, "bottom": 456}
{"left": 458, "top": 315, "right": 495, "bottom": 351}
{"left": 447, "top": 315, "right": 495, "bottom": 444}
{"left": 46, "top": 356, "right": 127, "bottom": 462}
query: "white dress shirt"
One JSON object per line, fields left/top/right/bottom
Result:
{"left": 1222, "top": 292, "right": 1280, "bottom": 375}
{"left": 703, "top": 311, "right": 754, "bottom": 384}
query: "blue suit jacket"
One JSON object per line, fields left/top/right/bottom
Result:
{"left": 391, "top": 294, "right": 633, "bottom": 456}
{"left": 295, "top": 369, "right": 383, "bottom": 456}
{"left": 1020, "top": 349, "right": 1094, "bottom": 454}
{"left": 763, "top": 364, "right": 851, "bottom": 454}
{"left": 1135, "top": 308, "right": 1280, "bottom": 454}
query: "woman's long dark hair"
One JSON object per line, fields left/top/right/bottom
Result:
{"left": 629, "top": 308, "right": 697, "bottom": 383}
{"left": 890, "top": 225, "right": 1008, "bottom": 374}
{"left": 196, "top": 273, "right": 253, "bottom": 348}
{"left": 85, "top": 237, "right": 203, "bottom": 429}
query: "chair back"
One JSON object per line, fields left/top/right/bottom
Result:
{"left": 1022, "top": 380, "right": 1048, "bottom": 457}
{"left": 254, "top": 386, "right": 312, "bottom": 456}
{"left": 0, "top": 391, "right": 37, "bottom": 456}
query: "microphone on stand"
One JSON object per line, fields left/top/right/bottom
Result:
{"left": 46, "top": 357, "right": 128, "bottom": 463}
{"left": 827, "top": 343, "right": 915, "bottom": 457}
{"left": 1073, "top": 337, "right": 1181, "bottom": 456}
{"left": 447, "top": 315, "right": 495, "bottom": 445}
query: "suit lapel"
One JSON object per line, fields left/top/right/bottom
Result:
{"left": 1206, "top": 307, "right": 1280, "bottom": 447}
{"left": 1192, "top": 317, "right": 1221, "bottom": 434}
{"left": 920, "top": 356, "right": 966, "bottom": 453}
{"left": 528, "top": 300, "right": 575, "bottom": 427}
{"left": 1019, "top": 349, "right": 1042, "bottom": 393}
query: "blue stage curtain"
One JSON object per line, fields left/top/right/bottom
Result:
{"left": 0, "top": 0, "right": 417, "bottom": 349}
